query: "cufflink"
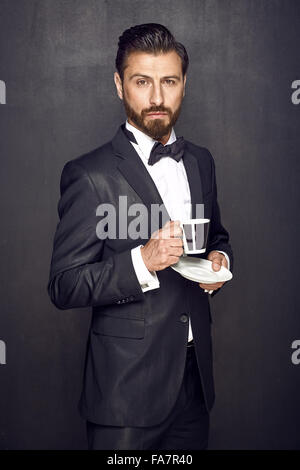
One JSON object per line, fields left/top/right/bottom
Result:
{"left": 204, "top": 289, "right": 213, "bottom": 295}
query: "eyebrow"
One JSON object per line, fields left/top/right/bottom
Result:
{"left": 129, "top": 74, "right": 181, "bottom": 81}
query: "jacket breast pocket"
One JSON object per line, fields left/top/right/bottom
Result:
{"left": 92, "top": 314, "right": 145, "bottom": 339}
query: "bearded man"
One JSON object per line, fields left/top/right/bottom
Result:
{"left": 48, "top": 23, "right": 233, "bottom": 450}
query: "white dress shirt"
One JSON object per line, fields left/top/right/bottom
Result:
{"left": 126, "top": 120, "right": 230, "bottom": 341}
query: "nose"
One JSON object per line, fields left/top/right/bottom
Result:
{"left": 150, "top": 82, "right": 164, "bottom": 107}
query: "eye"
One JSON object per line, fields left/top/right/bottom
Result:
{"left": 164, "top": 79, "right": 176, "bottom": 85}
{"left": 136, "top": 79, "right": 148, "bottom": 86}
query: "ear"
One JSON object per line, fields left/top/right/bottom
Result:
{"left": 114, "top": 72, "right": 123, "bottom": 100}
{"left": 183, "top": 74, "right": 187, "bottom": 97}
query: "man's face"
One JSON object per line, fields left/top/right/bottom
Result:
{"left": 114, "top": 50, "right": 186, "bottom": 141}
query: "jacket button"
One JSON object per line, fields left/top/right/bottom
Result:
{"left": 180, "top": 314, "right": 188, "bottom": 323}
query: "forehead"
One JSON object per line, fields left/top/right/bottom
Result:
{"left": 123, "top": 50, "right": 183, "bottom": 79}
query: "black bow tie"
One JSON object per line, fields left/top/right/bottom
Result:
{"left": 122, "top": 125, "right": 185, "bottom": 166}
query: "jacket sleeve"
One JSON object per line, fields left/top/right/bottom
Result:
{"left": 47, "top": 160, "right": 145, "bottom": 310}
{"left": 203, "top": 150, "right": 234, "bottom": 298}
{"left": 206, "top": 151, "right": 233, "bottom": 268}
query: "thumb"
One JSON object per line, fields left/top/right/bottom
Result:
{"left": 210, "top": 255, "right": 222, "bottom": 271}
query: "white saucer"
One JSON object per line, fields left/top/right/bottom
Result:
{"left": 171, "top": 256, "right": 233, "bottom": 284}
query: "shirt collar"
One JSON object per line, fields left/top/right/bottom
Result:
{"left": 125, "top": 119, "right": 177, "bottom": 160}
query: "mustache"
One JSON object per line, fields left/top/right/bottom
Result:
{"left": 142, "top": 107, "right": 171, "bottom": 115}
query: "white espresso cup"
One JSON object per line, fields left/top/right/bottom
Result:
{"left": 180, "top": 218, "right": 210, "bottom": 255}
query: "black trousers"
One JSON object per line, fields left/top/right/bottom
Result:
{"left": 86, "top": 344, "right": 209, "bottom": 450}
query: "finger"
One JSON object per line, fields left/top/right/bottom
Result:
{"left": 167, "top": 237, "right": 183, "bottom": 247}
{"left": 158, "top": 225, "right": 173, "bottom": 239}
{"left": 211, "top": 258, "right": 222, "bottom": 271}
{"left": 200, "top": 283, "right": 224, "bottom": 290}
{"left": 207, "top": 251, "right": 225, "bottom": 272}
{"left": 167, "top": 246, "right": 184, "bottom": 257}
{"left": 162, "top": 221, "right": 182, "bottom": 239}
{"left": 200, "top": 285, "right": 219, "bottom": 291}
{"left": 172, "top": 220, "right": 183, "bottom": 238}
{"left": 202, "top": 286, "right": 218, "bottom": 292}
{"left": 199, "top": 282, "right": 224, "bottom": 289}
{"left": 199, "top": 283, "right": 220, "bottom": 288}
{"left": 157, "top": 220, "right": 171, "bottom": 239}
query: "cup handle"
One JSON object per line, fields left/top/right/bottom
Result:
{"left": 179, "top": 221, "right": 187, "bottom": 257}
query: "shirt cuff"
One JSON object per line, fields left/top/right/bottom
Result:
{"left": 131, "top": 245, "right": 160, "bottom": 293}
{"left": 216, "top": 250, "right": 230, "bottom": 271}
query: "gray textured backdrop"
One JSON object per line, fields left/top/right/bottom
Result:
{"left": 0, "top": 0, "right": 299, "bottom": 449}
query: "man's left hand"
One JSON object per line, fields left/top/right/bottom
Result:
{"left": 199, "top": 250, "right": 228, "bottom": 293}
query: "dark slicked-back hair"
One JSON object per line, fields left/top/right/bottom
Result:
{"left": 115, "top": 23, "right": 189, "bottom": 81}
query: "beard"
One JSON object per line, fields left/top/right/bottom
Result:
{"left": 122, "top": 94, "right": 182, "bottom": 141}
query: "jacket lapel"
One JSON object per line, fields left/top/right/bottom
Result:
{"left": 112, "top": 125, "right": 170, "bottom": 233}
{"left": 111, "top": 124, "right": 204, "bottom": 230}
{"left": 182, "top": 147, "right": 204, "bottom": 218}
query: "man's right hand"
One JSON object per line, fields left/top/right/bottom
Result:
{"left": 140, "top": 220, "right": 184, "bottom": 272}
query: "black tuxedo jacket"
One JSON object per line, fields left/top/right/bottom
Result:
{"left": 47, "top": 123, "right": 233, "bottom": 427}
